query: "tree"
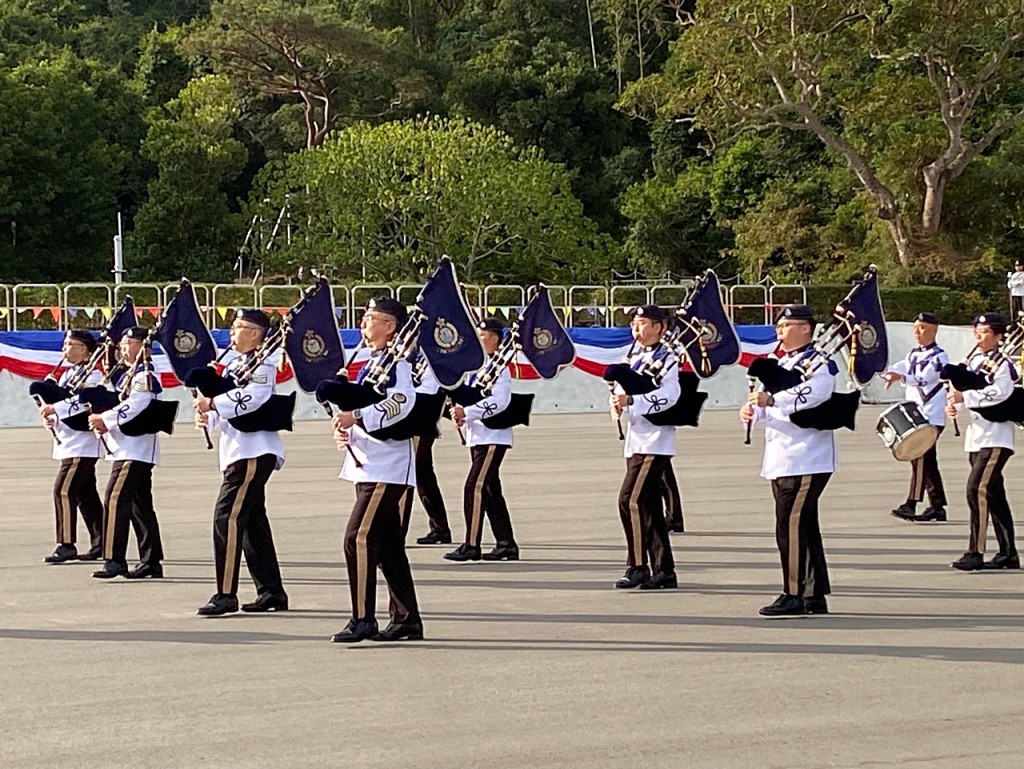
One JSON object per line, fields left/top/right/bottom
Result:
{"left": 262, "top": 116, "right": 618, "bottom": 284}
{"left": 649, "top": 0, "right": 1024, "bottom": 270}
{"left": 128, "top": 74, "right": 248, "bottom": 281}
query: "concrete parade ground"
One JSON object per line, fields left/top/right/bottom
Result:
{"left": 2, "top": 408, "right": 1024, "bottom": 769}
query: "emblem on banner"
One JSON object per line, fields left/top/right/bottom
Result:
{"left": 301, "top": 330, "right": 327, "bottom": 361}
{"left": 433, "top": 318, "right": 463, "bottom": 353}
{"left": 174, "top": 330, "right": 199, "bottom": 355}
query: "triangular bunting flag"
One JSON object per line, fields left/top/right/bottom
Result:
{"left": 68, "top": 308, "right": 79, "bottom": 317}
{"left": 100, "top": 307, "right": 112, "bottom": 320}
{"left": 31, "top": 307, "right": 44, "bottom": 320}
{"left": 84, "top": 307, "right": 97, "bottom": 319}
{"left": 50, "top": 307, "right": 61, "bottom": 321}
{"left": 217, "top": 306, "right": 228, "bottom": 319}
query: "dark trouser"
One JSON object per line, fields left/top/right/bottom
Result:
{"left": 102, "top": 460, "right": 164, "bottom": 567}
{"left": 399, "top": 433, "right": 451, "bottom": 539}
{"left": 213, "top": 454, "right": 283, "bottom": 597}
{"left": 618, "top": 454, "right": 674, "bottom": 573}
{"left": 907, "top": 425, "right": 946, "bottom": 506}
{"left": 345, "top": 482, "right": 420, "bottom": 624}
{"left": 53, "top": 456, "right": 103, "bottom": 549}
{"left": 463, "top": 445, "right": 514, "bottom": 548}
{"left": 1012, "top": 296, "right": 1024, "bottom": 318}
{"left": 660, "top": 462, "right": 684, "bottom": 529}
{"left": 771, "top": 473, "right": 831, "bottom": 598}
{"left": 966, "top": 448, "right": 1016, "bottom": 556}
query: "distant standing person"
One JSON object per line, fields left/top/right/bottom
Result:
{"left": 1008, "top": 260, "right": 1024, "bottom": 319}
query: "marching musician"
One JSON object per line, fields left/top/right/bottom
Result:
{"left": 444, "top": 317, "right": 521, "bottom": 563}
{"left": 331, "top": 297, "right": 424, "bottom": 643}
{"left": 881, "top": 312, "right": 949, "bottom": 522}
{"left": 407, "top": 353, "right": 453, "bottom": 546}
{"left": 193, "top": 309, "right": 289, "bottom": 617}
{"left": 740, "top": 305, "right": 837, "bottom": 617}
{"left": 36, "top": 330, "right": 104, "bottom": 563}
{"left": 946, "top": 314, "right": 1018, "bottom": 571}
{"left": 87, "top": 326, "right": 166, "bottom": 580}
{"left": 608, "top": 305, "right": 679, "bottom": 590}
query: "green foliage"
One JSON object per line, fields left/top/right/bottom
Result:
{"left": 805, "top": 284, "right": 992, "bottom": 325}
{"left": 264, "top": 116, "right": 617, "bottom": 284}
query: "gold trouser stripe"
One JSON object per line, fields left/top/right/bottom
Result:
{"left": 223, "top": 458, "right": 257, "bottom": 594}
{"left": 104, "top": 461, "right": 132, "bottom": 559}
{"left": 787, "top": 476, "right": 811, "bottom": 596}
{"left": 911, "top": 456, "right": 925, "bottom": 501}
{"left": 356, "top": 484, "right": 387, "bottom": 618}
{"left": 629, "top": 456, "right": 656, "bottom": 566}
{"left": 59, "top": 458, "right": 80, "bottom": 542}
{"left": 976, "top": 449, "right": 1003, "bottom": 555}
{"left": 469, "top": 446, "right": 497, "bottom": 545}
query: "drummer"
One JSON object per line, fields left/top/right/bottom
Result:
{"left": 881, "top": 312, "right": 949, "bottom": 522}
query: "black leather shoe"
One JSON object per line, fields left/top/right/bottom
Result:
{"left": 668, "top": 521, "right": 685, "bottom": 533}
{"left": 124, "top": 562, "right": 163, "bottom": 580}
{"left": 913, "top": 506, "right": 947, "bottom": 522}
{"left": 241, "top": 592, "right": 289, "bottom": 612}
{"left": 78, "top": 546, "right": 102, "bottom": 561}
{"left": 759, "top": 594, "right": 806, "bottom": 616}
{"left": 982, "top": 553, "right": 1021, "bottom": 570}
{"left": 44, "top": 544, "right": 78, "bottom": 564}
{"left": 331, "top": 618, "right": 378, "bottom": 643}
{"left": 196, "top": 593, "right": 239, "bottom": 616}
{"left": 416, "top": 531, "right": 453, "bottom": 545}
{"left": 950, "top": 552, "right": 984, "bottom": 571}
{"left": 371, "top": 621, "right": 424, "bottom": 642}
{"left": 890, "top": 503, "right": 917, "bottom": 521}
{"left": 443, "top": 544, "right": 482, "bottom": 562}
{"left": 614, "top": 565, "right": 650, "bottom": 589}
{"left": 639, "top": 570, "right": 678, "bottom": 590}
{"left": 803, "top": 596, "right": 829, "bottom": 614}
{"left": 92, "top": 560, "right": 127, "bottom": 579}
{"left": 482, "top": 544, "right": 520, "bottom": 561}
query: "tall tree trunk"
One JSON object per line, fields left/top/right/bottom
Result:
{"left": 921, "top": 167, "right": 946, "bottom": 237}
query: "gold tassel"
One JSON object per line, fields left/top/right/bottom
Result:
{"left": 848, "top": 322, "right": 859, "bottom": 376}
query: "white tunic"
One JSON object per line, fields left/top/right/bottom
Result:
{"left": 614, "top": 344, "right": 681, "bottom": 458}
{"left": 956, "top": 352, "right": 1017, "bottom": 452}
{"left": 99, "top": 365, "right": 160, "bottom": 465}
{"left": 463, "top": 366, "right": 513, "bottom": 448}
{"left": 207, "top": 356, "right": 285, "bottom": 473}
{"left": 750, "top": 347, "right": 839, "bottom": 480}
{"left": 1008, "top": 270, "right": 1024, "bottom": 298}
{"left": 49, "top": 365, "right": 103, "bottom": 460}
{"left": 340, "top": 358, "right": 417, "bottom": 487}
{"left": 887, "top": 343, "right": 949, "bottom": 426}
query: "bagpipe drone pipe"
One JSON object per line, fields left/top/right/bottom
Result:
{"left": 745, "top": 265, "right": 889, "bottom": 432}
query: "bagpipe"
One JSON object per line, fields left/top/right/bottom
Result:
{"left": 180, "top": 278, "right": 299, "bottom": 434}
{"left": 941, "top": 316, "right": 1024, "bottom": 426}
{"left": 314, "top": 257, "right": 486, "bottom": 441}
{"left": 746, "top": 265, "right": 888, "bottom": 432}
{"left": 447, "top": 285, "right": 576, "bottom": 430}
{"left": 603, "top": 270, "right": 741, "bottom": 428}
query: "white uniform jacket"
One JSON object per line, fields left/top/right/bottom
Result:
{"left": 49, "top": 365, "right": 104, "bottom": 460}
{"left": 888, "top": 343, "right": 949, "bottom": 426}
{"left": 463, "top": 366, "right": 513, "bottom": 448}
{"left": 1008, "top": 270, "right": 1024, "bottom": 297}
{"left": 207, "top": 355, "right": 285, "bottom": 473}
{"left": 340, "top": 358, "right": 417, "bottom": 487}
{"left": 956, "top": 352, "right": 1017, "bottom": 452}
{"left": 100, "top": 364, "right": 161, "bottom": 465}
{"left": 749, "top": 347, "right": 839, "bottom": 480}
{"left": 613, "top": 343, "right": 681, "bottom": 458}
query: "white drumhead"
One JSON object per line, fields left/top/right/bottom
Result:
{"left": 892, "top": 425, "right": 940, "bottom": 462}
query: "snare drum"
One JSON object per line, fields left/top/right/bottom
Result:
{"left": 875, "top": 402, "right": 939, "bottom": 461}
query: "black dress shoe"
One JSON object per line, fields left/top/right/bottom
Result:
{"left": 482, "top": 544, "right": 520, "bottom": 561}
{"left": 614, "top": 565, "right": 650, "bottom": 589}
{"left": 44, "top": 544, "right": 78, "bottom": 564}
{"left": 331, "top": 618, "right": 379, "bottom": 643}
{"left": 443, "top": 544, "right": 482, "bottom": 562}
{"left": 125, "top": 562, "right": 163, "bottom": 580}
{"left": 78, "top": 547, "right": 102, "bottom": 561}
{"left": 759, "top": 594, "right": 806, "bottom": 617}
{"left": 371, "top": 621, "right": 424, "bottom": 642}
{"left": 950, "top": 552, "right": 984, "bottom": 571}
{"left": 92, "top": 561, "right": 128, "bottom": 579}
{"left": 803, "top": 596, "right": 829, "bottom": 614}
{"left": 241, "top": 592, "right": 289, "bottom": 612}
{"left": 196, "top": 593, "right": 239, "bottom": 616}
{"left": 982, "top": 553, "right": 1021, "bottom": 570}
{"left": 639, "top": 570, "right": 678, "bottom": 590}
{"left": 416, "top": 531, "right": 453, "bottom": 545}
{"left": 913, "top": 506, "right": 947, "bottom": 522}
{"left": 890, "top": 503, "right": 917, "bottom": 521}
{"left": 668, "top": 521, "right": 685, "bottom": 533}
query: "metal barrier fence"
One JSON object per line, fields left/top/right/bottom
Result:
{"left": 0, "top": 281, "right": 806, "bottom": 330}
